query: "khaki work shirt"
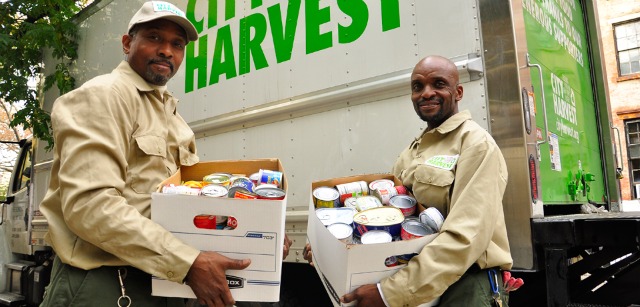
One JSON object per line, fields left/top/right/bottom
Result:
{"left": 381, "top": 110, "right": 513, "bottom": 306}
{"left": 41, "top": 61, "right": 200, "bottom": 283}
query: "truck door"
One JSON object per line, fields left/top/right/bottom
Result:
{"left": 1, "top": 139, "right": 35, "bottom": 256}
{"left": 522, "top": 1, "right": 609, "bottom": 206}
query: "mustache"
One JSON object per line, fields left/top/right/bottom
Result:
{"left": 418, "top": 97, "right": 443, "bottom": 104}
{"left": 148, "top": 59, "right": 174, "bottom": 72}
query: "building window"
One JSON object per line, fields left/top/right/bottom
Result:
{"left": 615, "top": 19, "right": 640, "bottom": 76}
{"left": 626, "top": 119, "right": 640, "bottom": 198}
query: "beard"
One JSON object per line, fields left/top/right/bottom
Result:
{"left": 145, "top": 59, "right": 174, "bottom": 85}
{"left": 415, "top": 97, "right": 446, "bottom": 124}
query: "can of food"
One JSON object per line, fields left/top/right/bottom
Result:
{"left": 254, "top": 183, "right": 278, "bottom": 191}
{"left": 343, "top": 197, "right": 358, "bottom": 209}
{"left": 389, "top": 195, "right": 417, "bottom": 217}
{"left": 230, "top": 176, "right": 255, "bottom": 193}
{"left": 228, "top": 187, "right": 258, "bottom": 199}
{"left": 339, "top": 192, "right": 366, "bottom": 205}
{"left": 327, "top": 223, "right": 353, "bottom": 244}
{"left": 201, "top": 184, "right": 229, "bottom": 197}
{"left": 255, "top": 186, "right": 286, "bottom": 200}
{"left": 227, "top": 216, "right": 238, "bottom": 229}
{"left": 372, "top": 187, "right": 398, "bottom": 205}
{"left": 353, "top": 207, "right": 405, "bottom": 237}
{"left": 354, "top": 196, "right": 382, "bottom": 211}
{"left": 384, "top": 256, "right": 398, "bottom": 267}
{"left": 162, "top": 184, "right": 200, "bottom": 195}
{"left": 335, "top": 181, "right": 368, "bottom": 197}
{"left": 193, "top": 214, "right": 217, "bottom": 229}
{"left": 313, "top": 186, "right": 340, "bottom": 208}
{"left": 203, "top": 173, "right": 231, "bottom": 187}
{"left": 315, "top": 207, "right": 357, "bottom": 226}
{"left": 257, "top": 169, "right": 283, "bottom": 188}
{"left": 368, "top": 179, "right": 395, "bottom": 193}
{"left": 401, "top": 218, "right": 433, "bottom": 240}
{"left": 360, "top": 230, "right": 392, "bottom": 244}
{"left": 419, "top": 207, "right": 445, "bottom": 232}
{"left": 249, "top": 172, "right": 260, "bottom": 186}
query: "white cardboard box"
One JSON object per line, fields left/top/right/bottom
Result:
{"left": 151, "top": 159, "right": 286, "bottom": 302}
{"left": 307, "top": 174, "right": 438, "bottom": 307}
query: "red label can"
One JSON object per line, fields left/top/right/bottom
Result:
{"left": 193, "top": 214, "right": 217, "bottom": 229}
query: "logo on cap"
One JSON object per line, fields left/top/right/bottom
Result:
{"left": 152, "top": 1, "right": 186, "bottom": 18}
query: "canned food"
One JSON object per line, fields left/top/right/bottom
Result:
{"left": 389, "top": 195, "right": 417, "bottom": 217}
{"left": 401, "top": 218, "right": 433, "bottom": 240}
{"left": 193, "top": 214, "right": 217, "bottom": 229}
{"left": 419, "top": 207, "right": 445, "bottom": 232}
{"left": 228, "top": 187, "right": 258, "bottom": 199}
{"left": 257, "top": 169, "right": 283, "bottom": 188}
{"left": 249, "top": 172, "right": 260, "bottom": 186}
{"left": 315, "top": 207, "right": 357, "bottom": 226}
{"left": 227, "top": 216, "right": 238, "bottom": 229}
{"left": 368, "top": 179, "right": 395, "bottom": 193}
{"left": 201, "top": 184, "right": 229, "bottom": 197}
{"left": 373, "top": 187, "right": 396, "bottom": 205}
{"left": 344, "top": 197, "right": 358, "bottom": 209}
{"left": 354, "top": 196, "right": 382, "bottom": 211}
{"left": 384, "top": 256, "right": 398, "bottom": 267}
{"left": 162, "top": 184, "right": 200, "bottom": 195}
{"left": 327, "top": 223, "right": 353, "bottom": 244}
{"left": 255, "top": 186, "right": 286, "bottom": 200}
{"left": 203, "top": 173, "right": 231, "bottom": 187}
{"left": 360, "top": 230, "right": 392, "bottom": 244}
{"left": 230, "top": 176, "right": 255, "bottom": 193}
{"left": 335, "top": 181, "right": 368, "bottom": 198}
{"left": 353, "top": 207, "right": 405, "bottom": 237}
{"left": 313, "top": 186, "right": 340, "bottom": 208}
{"left": 339, "top": 192, "right": 366, "bottom": 205}
{"left": 254, "top": 183, "right": 278, "bottom": 191}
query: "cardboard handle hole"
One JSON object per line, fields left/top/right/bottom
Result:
{"left": 193, "top": 214, "right": 238, "bottom": 230}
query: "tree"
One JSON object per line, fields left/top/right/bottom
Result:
{"left": 0, "top": 0, "right": 92, "bottom": 150}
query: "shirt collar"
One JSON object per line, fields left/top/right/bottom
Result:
{"left": 411, "top": 110, "right": 472, "bottom": 148}
{"left": 115, "top": 61, "right": 175, "bottom": 101}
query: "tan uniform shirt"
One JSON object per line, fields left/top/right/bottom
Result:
{"left": 381, "top": 110, "right": 513, "bottom": 306}
{"left": 41, "top": 61, "right": 200, "bottom": 283}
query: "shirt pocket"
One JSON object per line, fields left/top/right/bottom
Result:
{"left": 131, "top": 135, "right": 167, "bottom": 194}
{"left": 413, "top": 165, "right": 455, "bottom": 209}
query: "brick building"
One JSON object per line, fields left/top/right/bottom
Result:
{"left": 597, "top": 0, "right": 640, "bottom": 200}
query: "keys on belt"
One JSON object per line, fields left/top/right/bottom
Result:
{"left": 488, "top": 269, "right": 503, "bottom": 307}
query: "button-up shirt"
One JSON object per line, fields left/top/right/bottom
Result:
{"left": 380, "top": 110, "right": 513, "bottom": 306}
{"left": 41, "top": 61, "right": 200, "bottom": 283}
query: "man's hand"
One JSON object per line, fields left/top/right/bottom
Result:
{"left": 302, "top": 243, "right": 313, "bottom": 266}
{"left": 341, "top": 284, "right": 386, "bottom": 307}
{"left": 185, "top": 251, "right": 251, "bottom": 307}
{"left": 283, "top": 234, "right": 293, "bottom": 260}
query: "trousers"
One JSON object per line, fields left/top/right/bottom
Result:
{"left": 39, "top": 256, "right": 186, "bottom": 307}
{"left": 437, "top": 265, "right": 509, "bottom": 307}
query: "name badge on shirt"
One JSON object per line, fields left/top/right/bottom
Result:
{"left": 424, "top": 155, "right": 459, "bottom": 170}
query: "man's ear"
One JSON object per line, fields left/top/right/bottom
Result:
{"left": 122, "top": 34, "right": 132, "bottom": 54}
{"left": 455, "top": 84, "right": 464, "bottom": 101}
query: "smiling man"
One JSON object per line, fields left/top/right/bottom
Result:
{"left": 341, "top": 55, "right": 513, "bottom": 306}
{"left": 40, "top": 2, "right": 253, "bottom": 307}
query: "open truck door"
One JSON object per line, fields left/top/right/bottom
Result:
{"left": 0, "top": 138, "right": 53, "bottom": 307}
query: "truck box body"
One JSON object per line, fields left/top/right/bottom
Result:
{"left": 2, "top": 0, "right": 640, "bottom": 306}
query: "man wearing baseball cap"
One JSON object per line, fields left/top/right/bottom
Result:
{"left": 40, "top": 2, "right": 252, "bottom": 307}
